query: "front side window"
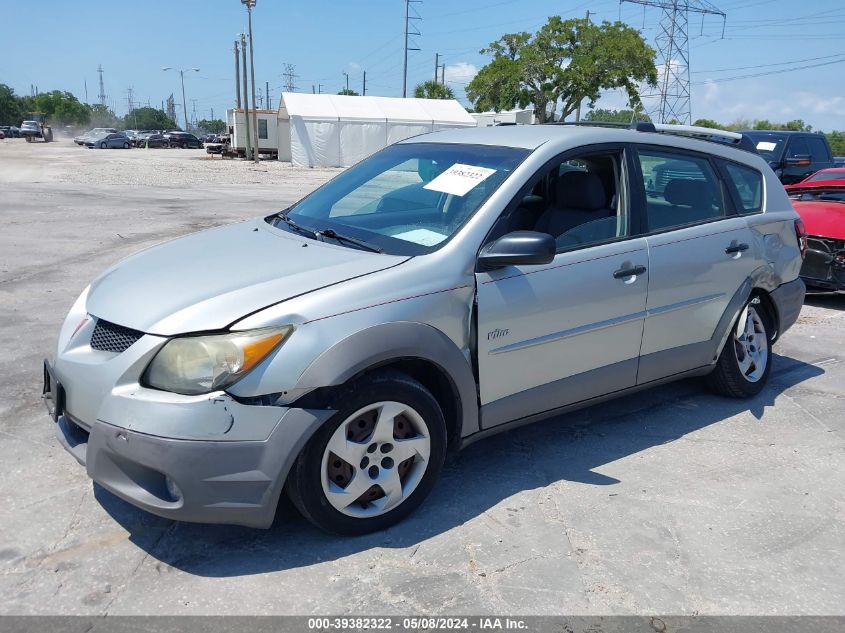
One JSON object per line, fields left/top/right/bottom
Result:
{"left": 638, "top": 149, "right": 725, "bottom": 231}
{"left": 722, "top": 161, "right": 763, "bottom": 213}
{"left": 496, "top": 150, "right": 627, "bottom": 251}
{"left": 279, "top": 143, "right": 528, "bottom": 255}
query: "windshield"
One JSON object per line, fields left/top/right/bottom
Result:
{"left": 278, "top": 142, "right": 529, "bottom": 255}
{"left": 789, "top": 189, "right": 845, "bottom": 203}
{"left": 744, "top": 132, "right": 787, "bottom": 161}
{"left": 806, "top": 169, "right": 845, "bottom": 183}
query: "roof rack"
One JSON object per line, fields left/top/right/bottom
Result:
{"left": 553, "top": 120, "right": 758, "bottom": 154}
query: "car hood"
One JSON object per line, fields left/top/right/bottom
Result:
{"left": 792, "top": 200, "right": 845, "bottom": 241}
{"left": 86, "top": 218, "right": 408, "bottom": 335}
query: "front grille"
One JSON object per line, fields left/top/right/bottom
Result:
{"left": 90, "top": 319, "right": 143, "bottom": 353}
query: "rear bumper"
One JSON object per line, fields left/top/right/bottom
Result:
{"left": 770, "top": 277, "right": 806, "bottom": 337}
{"left": 55, "top": 406, "right": 332, "bottom": 528}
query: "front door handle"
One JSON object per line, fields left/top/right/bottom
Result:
{"left": 725, "top": 242, "right": 749, "bottom": 255}
{"left": 613, "top": 264, "right": 647, "bottom": 279}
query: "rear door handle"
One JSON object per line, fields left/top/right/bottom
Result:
{"left": 613, "top": 264, "right": 647, "bottom": 279}
{"left": 725, "top": 242, "right": 749, "bottom": 254}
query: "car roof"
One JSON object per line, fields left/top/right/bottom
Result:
{"left": 741, "top": 130, "right": 821, "bottom": 136}
{"left": 402, "top": 124, "right": 762, "bottom": 164}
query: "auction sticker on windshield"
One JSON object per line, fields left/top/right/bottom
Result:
{"left": 757, "top": 141, "right": 777, "bottom": 152}
{"left": 424, "top": 163, "right": 497, "bottom": 197}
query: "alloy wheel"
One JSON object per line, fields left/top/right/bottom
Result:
{"left": 733, "top": 305, "right": 768, "bottom": 382}
{"left": 320, "top": 401, "right": 431, "bottom": 518}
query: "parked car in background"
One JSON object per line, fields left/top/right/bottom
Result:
{"left": 162, "top": 131, "right": 203, "bottom": 149}
{"left": 0, "top": 125, "right": 21, "bottom": 138}
{"left": 834, "top": 157, "right": 845, "bottom": 167}
{"left": 744, "top": 130, "right": 835, "bottom": 184}
{"left": 136, "top": 132, "right": 169, "bottom": 148}
{"left": 44, "top": 123, "right": 806, "bottom": 535}
{"left": 203, "top": 134, "right": 217, "bottom": 143}
{"left": 0, "top": 129, "right": 5, "bottom": 140}
{"left": 74, "top": 128, "right": 118, "bottom": 145}
{"left": 85, "top": 132, "right": 132, "bottom": 149}
{"left": 123, "top": 130, "right": 140, "bottom": 145}
{"left": 205, "top": 134, "right": 230, "bottom": 155}
{"left": 785, "top": 179, "right": 845, "bottom": 291}
{"left": 799, "top": 167, "right": 845, "bottom": 183}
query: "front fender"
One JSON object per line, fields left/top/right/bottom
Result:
{"left": 294, "top": 321, "right": 480, "bottom": 437}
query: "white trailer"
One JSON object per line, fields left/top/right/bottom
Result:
{"left": 226, "top": 108, "right": 279, "bottom": 158}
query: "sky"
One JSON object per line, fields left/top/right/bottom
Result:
{"left": 2, "top": 0, "right": 844, "bottom": 130}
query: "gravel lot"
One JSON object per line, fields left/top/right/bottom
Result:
{"left": 1, "top": 138, "right": 844, "bottom": 616}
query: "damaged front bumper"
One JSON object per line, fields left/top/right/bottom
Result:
{"left": 801, "top": 236, "right": 845, "bottom": 291}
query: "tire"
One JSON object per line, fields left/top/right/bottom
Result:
{"left": 123, "top": 142, "right": 130, "bottom": 149}
{"left": 287, "top": 370, "right": 447, "bottom": 535}
{"left": 706, "top": 296, "right": 773, "bottom": 398}
{"left": 100, "top": 141, "right": 107, "bottom": 149}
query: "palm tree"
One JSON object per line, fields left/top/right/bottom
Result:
{"left": 413, "top": 81, "right": 455, "bottom": 100}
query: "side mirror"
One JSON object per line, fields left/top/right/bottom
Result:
{"left": 478, "top": 231, "right": 556, "bottom": 270}
{"left": 784, "top": 155, "right": 811, "bottom": 167}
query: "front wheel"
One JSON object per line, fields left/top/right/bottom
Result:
{"left": 287, "top": 371, "right": 447, "bottom": 535}
{"left": 100, "top": 141, "right": 107, "bottom": 149}
{"left": 123, "top": 142, "right": 130, "bottom": 149}
{"left": 707, "top": 297, "right": 772, "bottom": 398}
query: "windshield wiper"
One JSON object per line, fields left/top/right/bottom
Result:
{"left": 276, "top": 212, "right": 320, "bottom": 239}
{"left": 316, "top": 228, "right": 383, "bottom": 253}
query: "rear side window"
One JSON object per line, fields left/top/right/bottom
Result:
{"left": 637, "top": 149, "right": 725, "bottom": 232}
{"left": 807, "top": 137, "right": 831, "bottom": 162}
{"left": 722, "top": 161, "right": 763, "bottom": 213}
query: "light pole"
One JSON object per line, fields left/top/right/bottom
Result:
{"left": 342, "top": 72, "right": 349, "bottom": 94}
{"left": 162, "top": 67, "right": 199, "bottom": 131}
{"left": 241, "top": 0, "right": 260, "bottom": 164}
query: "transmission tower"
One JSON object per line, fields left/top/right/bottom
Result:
{"left": 97, "top": 65, "right": 107, "bottom": 106}
{"left": 402, "top": 0, "right": 422, "bottom": 97}
{"left": 282, "top": 63, "right": 298, "bottom": 93}
{"left": 621, "top": 0, "right": 725, "bottom": 124}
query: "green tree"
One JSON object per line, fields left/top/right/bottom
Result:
{"left": 414, "top": 81, "right": 455, "bottom": 100}
{"left": 88, "top": 104, "right": 122, "bottom": 129}
{"left": 337, "top": 88, "right": 360, "bottom": 96}
{"left": 825, "top": 131, "right": 845, "bottom": 155}
{"left": 0, "top": 84, "right": 27, "bottom": 125}
{"left": 33, "top": 90, "right": 90, "bottom": 126}
{"left": 196, "top": 118, "right": 226, "bottom": 134}
{"left": 467, "top": 16, "right": 657, "bottom": 123}
{"left": 585, "top": 108, "right": 650, "bottom": 124}
{"left": 692, "top": 118, "right": 725, "bottom": 130}
{"left": 125, "top": 107, "right": 178, "bottom": 130}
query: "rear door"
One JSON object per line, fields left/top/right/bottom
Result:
{"left": 633, "top": 146, "right": 763, "bottom": 384}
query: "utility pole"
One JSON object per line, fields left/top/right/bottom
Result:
{"left": 363, "top": 71, "right": 367, "bottom": 96}
{"left": 244, "top": 0, "right": 260, "bottom": 164}
{"left": 127, "top": 87, "right": 137, "bottom": 128}
{"left": 440, "top": 62, "right": 445, "bottom": 85}
{"left": 282, "top": 63, "right": 298, "bottom": 92}
{"left": 97, "top": 65, "right": 106, "bottom": 106}
{"left": 240, "top": 33, "right": 252, "bottom": 160}
{"left": 621, "top": 0, "right": 726, "bottom": 124}
{"left": 402, "top": 0, "right": 422, "bottom": 97}
{"left": 343, "top": 71, "right": 349, "bottom": 93}
{"left": 266, "top": 81, "right": 271, "bottom": 109}
{"left": 234, "top": 39, "right": 242, "bottom": 109}
{"left": 84, "top": 79, "right": 88, "bottom": 103}
{"left": 434, "top": 53, "right": 440, "bottom": 83}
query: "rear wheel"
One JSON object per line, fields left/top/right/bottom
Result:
{"left": 707, "top": 297, "right": 772, "bottom": 398}
{"left": 100, "top": 141, "right": 107, "bottom": 149}
{"left": 287, "top": 371, "right": 447, "bottom": 535}
{"left": 123, "top": 142, "right": 130, "bottom": 149}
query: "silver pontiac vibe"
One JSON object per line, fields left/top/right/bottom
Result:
{"left": 44, "top": 124, "right": 806, "bottom": 534}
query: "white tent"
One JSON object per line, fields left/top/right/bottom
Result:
{"left": 277, "top": 93, "right": 477, "bottom": 167}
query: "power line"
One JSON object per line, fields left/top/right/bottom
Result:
{"left": 692, "top": 53, "right": 845, "bottom": 74}
{"left": 621, "top": 0, "right": 726, "bottom": 124}
{"left": 282, "top": 63, "right": 298, "bottom": 92}
{"left": 691, "top": 56, "right": 845, "bottom": 85}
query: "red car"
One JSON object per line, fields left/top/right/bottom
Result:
{"left": 799, "top": 167, "right": 845, "bottom": 183}
{"left": 785, "top": 179, "right": 845, "bottom": 291}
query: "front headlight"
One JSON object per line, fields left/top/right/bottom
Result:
{"left": 144, "top": 326, "right": 293, "bottom": 395}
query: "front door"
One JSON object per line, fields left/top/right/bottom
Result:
{"left": 475, "top": 146, "right": 648, "bottom": 428}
